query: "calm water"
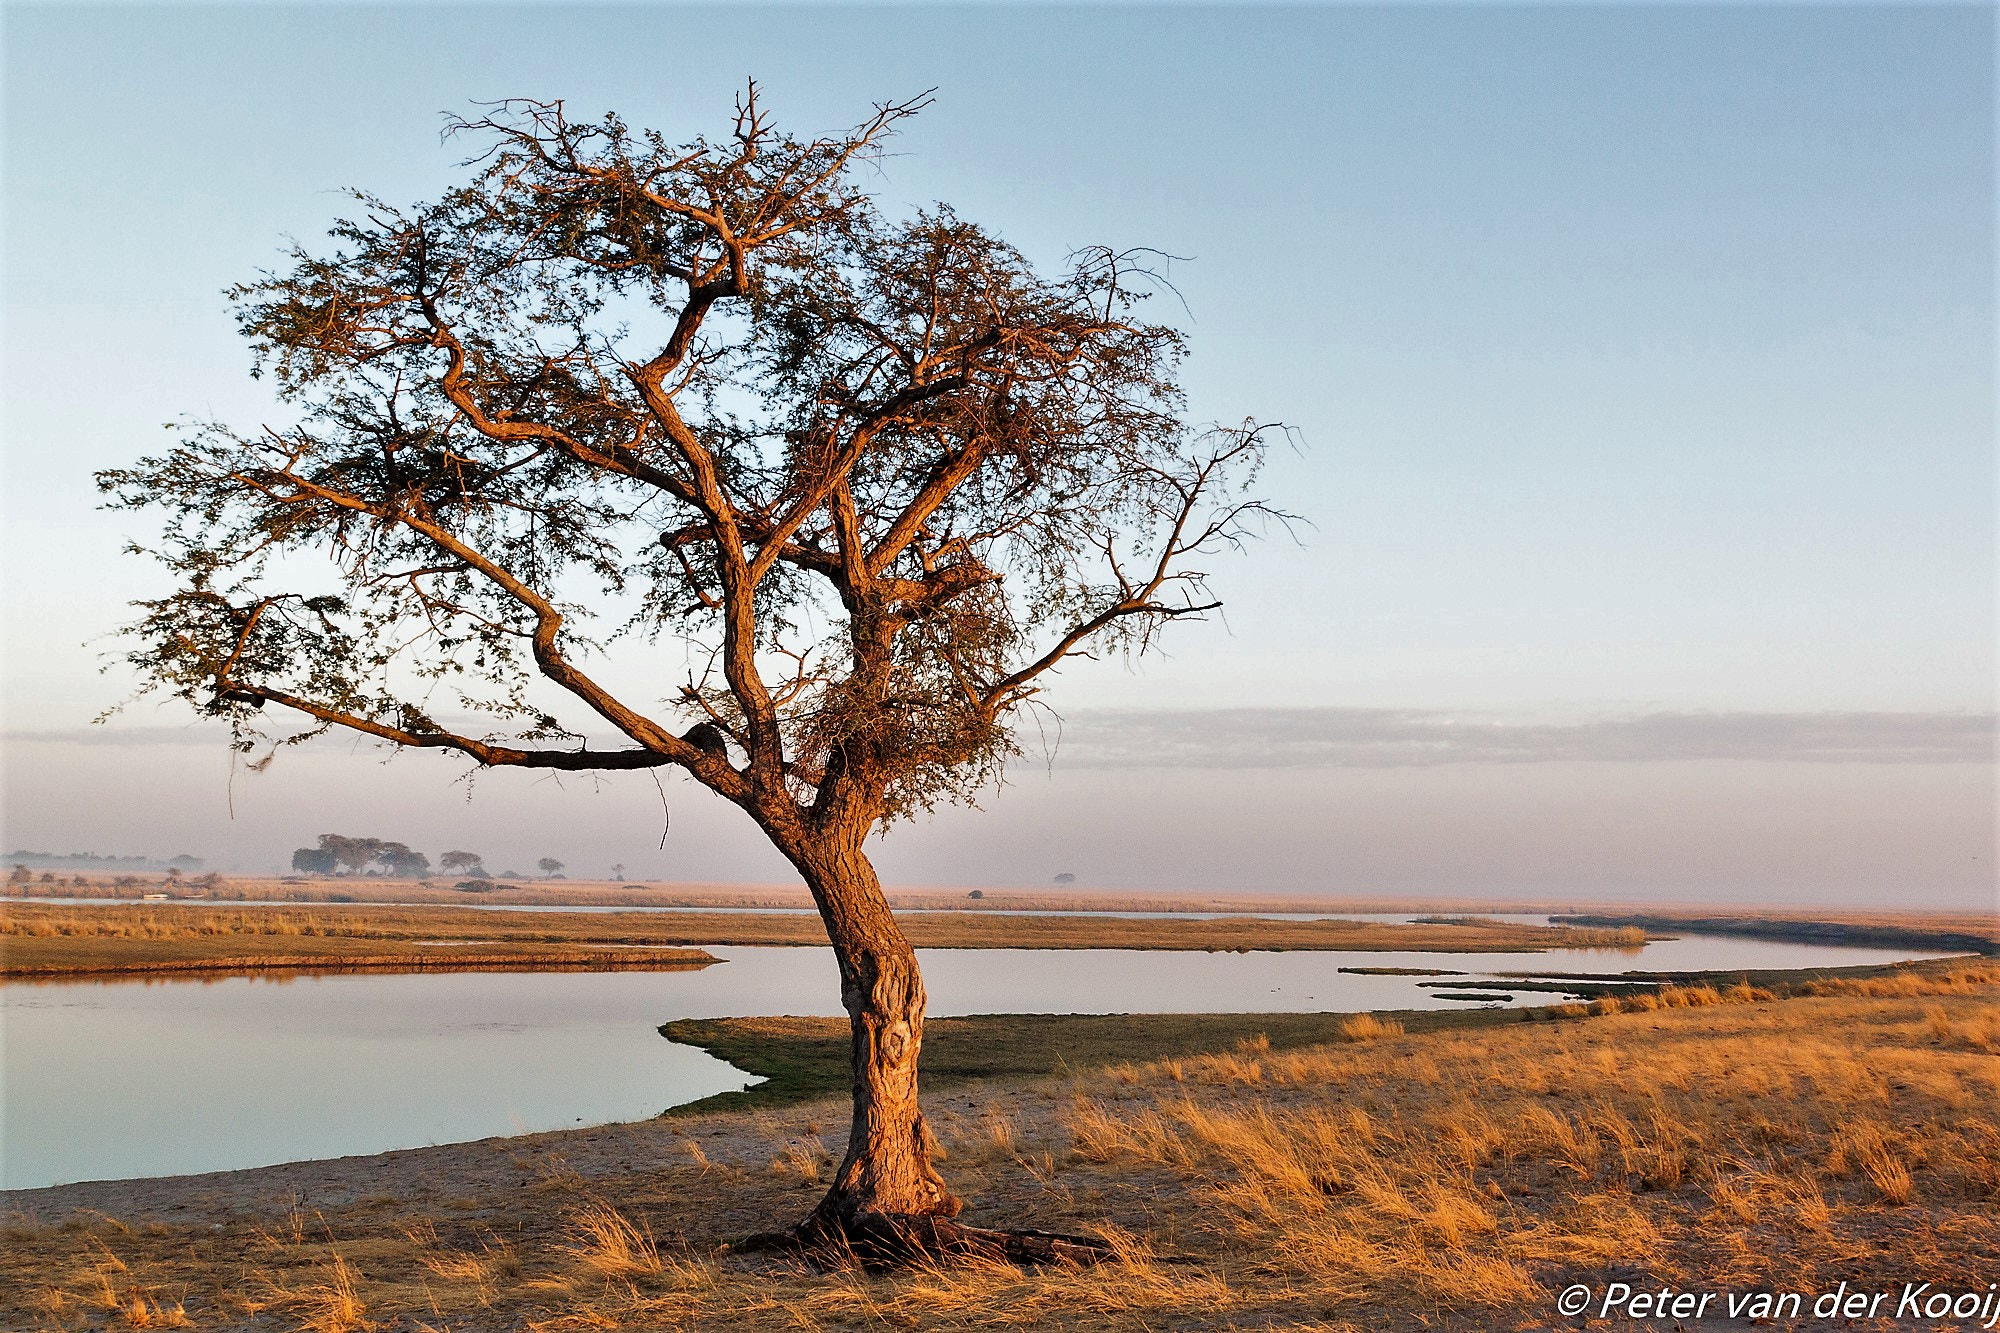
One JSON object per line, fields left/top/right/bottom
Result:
{"left": 0, "top": 935, "right": 1947, "bottom": 1190}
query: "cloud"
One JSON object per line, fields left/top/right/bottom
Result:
{"left": 1041, "top": 708, "right": 1998, "bottom": 769}
{"left": 11, "top": 709, "right": 1993, "bottom": 769}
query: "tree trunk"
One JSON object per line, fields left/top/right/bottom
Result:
{"left": 792, "top": 833, "right": 962, "bottom": 1236}
{"left": 770, "top": 825, "right": 1114, "bottom": 1268}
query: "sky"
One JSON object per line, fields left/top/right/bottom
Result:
{"left": 1, "top": 3, "right": 1993, "bottom": 906}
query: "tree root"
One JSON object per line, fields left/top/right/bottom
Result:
{"left": 729, "top": 1211, "right": 1117, "bottom": 1270}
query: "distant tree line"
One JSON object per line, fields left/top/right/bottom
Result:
{"left": 5, "top": 850, "right": 203, "bottom": 872}
{"left": 288, "top": 837, "right": 577, "bottom": 881}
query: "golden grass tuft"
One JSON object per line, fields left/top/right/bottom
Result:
{"left": 260, "top": 1253, "right": 375, "bottom": 1333}
{"left": 768, "top": 1135, "right": 834, "bottom": 1184}
{"left": 1338, "top": 1012, "right": 1405, "bottom": 1042}
{"left": 561, "top": 1204, "right": 665, "bottom": 1281}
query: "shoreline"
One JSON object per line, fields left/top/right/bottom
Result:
{"left": 0, "top": 949, "right": 720, "bottom": 982}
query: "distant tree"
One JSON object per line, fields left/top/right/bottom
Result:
{"left": 966, "top": 889, "right": 983, "bottom": 900}
{"left": 439, "top": 850, "right": 485, "bottom": 875}
{"left": 377, "top": 842, "right": 432, "bottom": 877}
{"left": 314, "top": 834, "right": 383, "bottom": 875}
{"left": 291, "top": 846, "right": 338, "bottom": 875}
{"left": 1053, "top": 872, "right": 1077, "bottom": 885}
{"left": 99, "top": 90, "right": 1281, "bottom": 1260}
{"left": 168, "top": 854, "right": 204, "bottom": 870}
{"left": 536, "top": 857, "right": 564, "bottom": 879}
{"left": 10, "top": 865, "right": 31, "bottom": 886}
{"left": 610, "top": 863, "right": 626, "bottom": 882}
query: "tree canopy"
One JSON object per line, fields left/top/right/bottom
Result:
{"left": 292, "top": 834, "right": 431, "bottom": 877}
{"left": 100, "top": 89, "right": 1286, "bottom": 845}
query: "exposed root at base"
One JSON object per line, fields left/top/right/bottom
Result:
{"left": 729, "top": 1212, "right": 1117, "bottom": 1270}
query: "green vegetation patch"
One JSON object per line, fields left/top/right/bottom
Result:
{"left": 659, "top": 1007, "right": 1519, "bottom": 1116}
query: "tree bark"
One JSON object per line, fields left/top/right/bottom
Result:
{"left": 765, "top": 824, "right": 1112, "bottom": 1267}
{"left": 791, "top": 832, "right": 962, "bottom": 1234}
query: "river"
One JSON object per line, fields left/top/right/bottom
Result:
{"left": 0, "top": 932, "right": 1948, "bottom": 1190}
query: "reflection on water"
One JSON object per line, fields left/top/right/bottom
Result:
{"left": 1, "top": 934, "right": 1949, "bottom": 1191}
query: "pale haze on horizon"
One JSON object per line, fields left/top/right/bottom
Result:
{"left": 1, "top": 4, "right": 1992, "bottom": 909}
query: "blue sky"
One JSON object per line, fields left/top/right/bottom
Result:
{"left": 2, "top": 4, "right": 1992, "bottom": 903}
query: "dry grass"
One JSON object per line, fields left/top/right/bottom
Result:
{"left": 0, "top": 902, "right": 719, "bottom": 978}
{"left": 258, "top": 1253, "right": 374, "bottom": 1333}
{"left": 1338, "top": 1011, "right": 1406, "bottom": 1041}
{"left": 561, "top": 1204, "right": 667, "bottom": 1281}
{"left": 1806, "top": 960, "right": 1999, "bottom": 998}
{"left": 2, "top": 907, "right": 355, "bottom": 940}
{"left": 0, "top": 899, "right": 1656, "bottom": 979}
{"left": 7, "top": 977, "right": 1997, "bottom": 1330}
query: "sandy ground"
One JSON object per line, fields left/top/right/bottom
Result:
{"left": 0, "top": 1081, "right": 1080, "bottom": 1251}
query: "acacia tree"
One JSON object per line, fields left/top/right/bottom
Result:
{"left": 102, "top": 90, "right": 1283, "bottom": 1259}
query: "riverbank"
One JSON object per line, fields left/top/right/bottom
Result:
{"left": 658, "top": 954, "right": 1988, "bottom": 1115}
{"left": 0, "top": 903, "right": 724, "bottom": 977}
{"left": 0, "top": 901, "right": 1645, "bottom": 978}
{"left": 4, "top": 956, "right": 1993, "bottom": 1331}
{"left": 3, "top": 875, "right": 1647, "bottom": 914}
{"left": 1554, "top": 909, "right": 2000, "bottom": 957}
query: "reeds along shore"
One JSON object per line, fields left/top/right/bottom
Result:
{"left": 5, "top": 960, "right": 1995, "bottom": 1331}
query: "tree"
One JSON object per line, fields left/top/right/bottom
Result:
{"left": 378, "top": 842, "right": 433, "bottom": 877}
{"left": 439, "top": 849, "right": 486, "bottom": 875}
{"left": 537, "top": 856, "right": 564, "bottom": 878}
{"left": 315, "top": 833, "right": 382, "bottom": 875}
{"left": 100, "top": 89, "right": 1283, "bottom": 1260}
{"left": 291, "top": 846, "right": 338, "bottom": 875}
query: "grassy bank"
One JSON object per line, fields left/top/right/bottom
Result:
{"left": 0, "top": 903, "right": 723, "bottom": 977}
{"left": 6, "top": 958, "right": 1994, "bottom": 1331}
{"left": 662, "top": 955, "right": 1989, "bottom": 1116}
{"left": 661, "top": 1008, "right": 1527, "bottom": 1117}
{"left": 1553, "top": 910, "right": 1999, "bottom": 956}
{"left": 6, "top": 875, "right": 1634, "bottom": 916}
{"left": 0, "top": 901, "right": 1644, "bottom": 978}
